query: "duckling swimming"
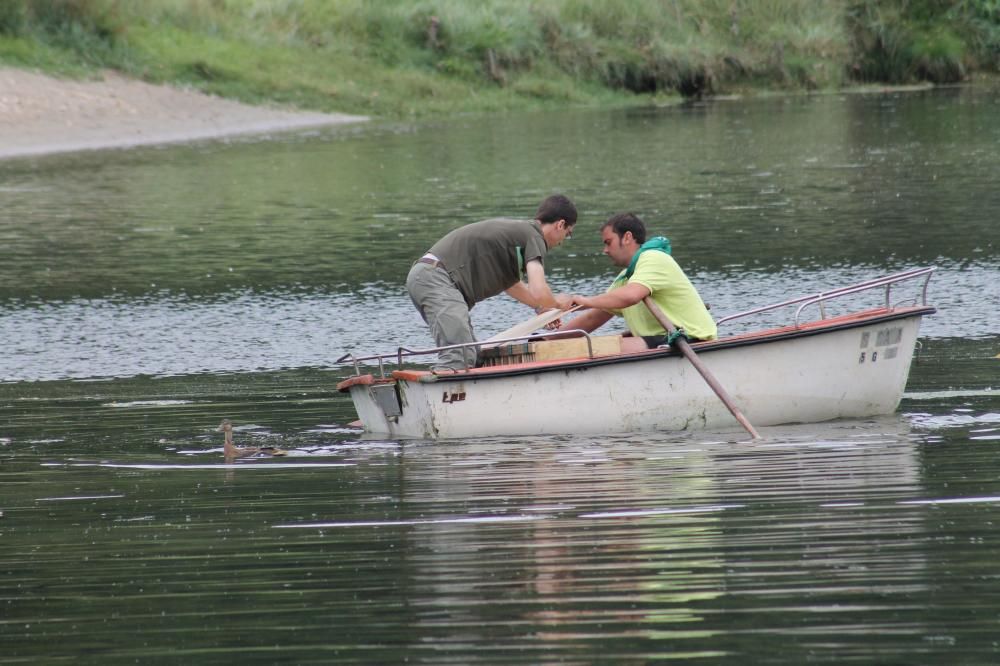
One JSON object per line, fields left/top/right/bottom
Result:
{"left": 218, "top": 419, "right": 287, "bottom": 459}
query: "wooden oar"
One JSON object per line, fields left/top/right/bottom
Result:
{"left": 643, "top": 296, "right": 761, "bottom": 440}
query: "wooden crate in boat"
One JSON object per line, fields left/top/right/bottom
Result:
{"left": 480, "top": 335, "right": 621, "bottom": 366}
{"left": 479, "top": 342, "right": 535, "bottom": 366}
{"left": 532, "top": 335, "right": 622, "bottom": 361}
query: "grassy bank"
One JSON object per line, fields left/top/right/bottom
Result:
{"left": 1, "top": 0, "right": 998, "bottom": 119}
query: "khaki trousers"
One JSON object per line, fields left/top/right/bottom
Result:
{"left": 406, "top": 262, "right": 478, "bottom": 371}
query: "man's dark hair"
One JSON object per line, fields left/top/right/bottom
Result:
{"left": 601, "top": 212, "right": 647, "bottom": 244}
{"left": 535, "top": 194, "right": 577, "bottom": 227}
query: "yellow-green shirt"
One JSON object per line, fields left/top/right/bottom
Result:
{"left": 607, "top": 251, "right": 717, "bottom": 340}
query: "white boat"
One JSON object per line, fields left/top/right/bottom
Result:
{"left": 337, "top": 267, "right": 936, "bottom": 439}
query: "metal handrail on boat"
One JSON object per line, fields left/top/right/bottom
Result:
{"left": 338, "top": 267, "right": 936, "bottom": 376}
{"left": 336, "top": 328, "right": 598, "bottom": 378}
{"left": 715, "top": 266, "right": 935, "bottom": 328}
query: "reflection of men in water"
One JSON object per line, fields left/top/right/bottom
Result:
{"left": 560, "top": 212, "right": 716, "bottom": 353}
{"left": 406, "top": 195, "right": 577, "bottom": 371}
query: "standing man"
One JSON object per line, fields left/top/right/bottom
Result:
{"left": 407, "top": 194, "right": 577, "bottom": 371}
{"left": 560, "top": 212, "right": 715, "bottom": 353}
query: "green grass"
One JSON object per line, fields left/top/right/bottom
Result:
{"left": 0, "top": 0, "right": 995, "bottom": 119}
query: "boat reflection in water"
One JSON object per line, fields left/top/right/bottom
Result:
{"left": 276, "top": 413, "right": 928, "bottom": 653}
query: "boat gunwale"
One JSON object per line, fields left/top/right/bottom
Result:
{"left": 376, "top": 305, "right": 936, "bottom": 386}
{"left": 337, "top": 267, "right": 936, "bottom": 382}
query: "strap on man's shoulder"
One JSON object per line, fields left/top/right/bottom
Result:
{"left": 623, "top": 236, "right": 671, "bottom": 280}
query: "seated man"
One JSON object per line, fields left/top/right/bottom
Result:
{"left": 559, "top": 212, "right": 716, "bottom": 353}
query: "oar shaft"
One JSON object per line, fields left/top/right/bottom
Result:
{"left": 643, "top": 297, "right": 761, "bottom": 440}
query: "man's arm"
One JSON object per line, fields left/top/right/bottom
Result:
{"left": 556, "top": 282, "right": 646, "bottom": 334}
{"left": 504, "top": 281, "right": 540, "bottom": 307}
{"left": 571, "top": 282, "right": 651, "bottom": 311}
{"left": 505, "top": 259, "right": 572, "bottom": 310}
{"left": 555, "top": 308, "right": 613, "bottom": 334}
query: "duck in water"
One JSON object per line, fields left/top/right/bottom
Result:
{"left": 218, "top": 419, "right": 287, "bottom": 459}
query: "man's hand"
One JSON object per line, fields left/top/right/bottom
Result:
{"left": 571, "top": 283, "right": 650, "bottom": 311}
{"left": 554, "top": 293, "right": 575, "bottom": 310}
{"left": 535, "top": 293, "right": 574, "bottom": 315}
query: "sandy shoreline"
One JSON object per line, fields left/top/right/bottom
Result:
{"left": 0, "top": 67, "right": 367, "bottom": 160}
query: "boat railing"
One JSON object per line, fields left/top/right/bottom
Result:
{"left": 715, "top": 266, "right": 935, "bottom": 328}
{"left": 336, "top": 328, "right": 598, "bottom": 378}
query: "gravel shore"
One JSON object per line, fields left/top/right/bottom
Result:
{"left": 0, "top": 67, "right": 367, "bottom": 160}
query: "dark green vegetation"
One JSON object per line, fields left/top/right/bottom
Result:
{"left": 1, "top": 0, "right": 998, "bottom": 118}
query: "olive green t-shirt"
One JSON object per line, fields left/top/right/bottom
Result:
{"left": 428, "top": 218, "right": 548, "bottom": 308}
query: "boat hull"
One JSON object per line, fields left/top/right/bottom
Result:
{"left": 342, "top": 307, "right": 931, "bottom": 439}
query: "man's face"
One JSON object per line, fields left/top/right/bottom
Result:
{"left": 543, "top": 219, "right": 574, "bottom": 249}
{"left": 601, "top": 226, "right": 633, "bottom": 267}
{"left": 553, "top": 219, "right": 573, "bottom": 248}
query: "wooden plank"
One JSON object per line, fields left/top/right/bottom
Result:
{"left": 483, "top": 306, "right": 582, "bottom": 344}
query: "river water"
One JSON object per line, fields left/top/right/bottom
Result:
{"left": 1, "top": 86, "right": 998, "bottom": 663}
